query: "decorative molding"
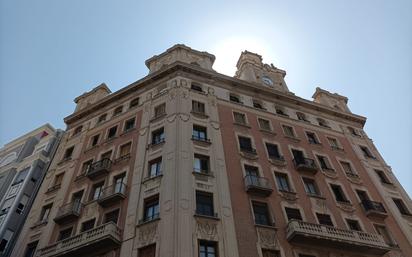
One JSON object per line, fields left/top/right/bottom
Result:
{"left": 256, "top": 226, "right": 278, "bottom": 249}
{"left": 196, "top": 220, "right": 218, "bottom": 241}
{"left": 137, "top": 222, "right": 158, "bottom": 247}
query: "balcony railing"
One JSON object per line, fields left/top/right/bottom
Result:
{"left": 86, "top": 158, "right": 112, "bottom": 179}
{"left": 286, "top": 220, "right": 390, "bottom": 255}
{"left": 38, "top": 222, "right": 121, "bottom": 257}
{"left": 361, "top": 200, "right": 387, "bottom": 218}
{"left": 192, "top": 135, "right": 211, "bottom": 143}
{"left": 97, "top": 183, "right": 127, "bottom": 207}
{"left": 54, "top": 201, "right": 83, "bottom": 224}
{"left": 293, "top": 158, "right": 318, "bottom": 173}
{"left": 244, "top": 175, "right": 273, "bottom": 197}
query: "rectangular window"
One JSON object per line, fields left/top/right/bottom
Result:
{"left": 330, "top": 184, "right": 349, "bottom": 203}
{"left": 303, "top": 177, "right": 320, "bottom": 196}
{"left": 73, "top": 126, "right": 82, "bottom": 136}
{"left": 113, "top": 106, "right": 123, "bottom": 116}
{"left": 54, "top": 173, "right": 64, "bottom": 187}
{"left": 238, "top": 136, "right": 254, "bottom": 153}
{"left": 91, "top": 134, "right": 100, "bottom": 147}
{"left": 199, "top": 240, "right": 217, "bottom": 257}
{"left": 101, "top": 150, "right": 112, "bottom": 160}
{"left": 149, "top": 158, "right": 162, "bottom": 177}
{"left": 139, "top": 244, "right": 156, "bottom": 257}
{"left": 191, "top": 83, "right": 203, "bottom": 92}
{"left": 282, "top": 125, "right": 295, "bottom": 138}
{"left": 0, "top": 230, "right": 13, "bottom": 253}
{"left": 327, "top": 137, "right": 341, "bottom": 149}
{"left": 114, "top": 174, "right": 126, "bottom": 193}
{"left": 375, "top": 169, "right": 391, "bottom": 184}
{"left": 154, "top": 103, "right": 166, "bottom": 118}
{"left": 340, "top": 161, "right": 354, "bottom": 174}
{"left": 374, "top": 224, "right": 396, "bottom": 246}
{"left": 253, "top": 100, "right": 264, "bottom": 109}
{"left": 39, "top": 204, "right": 52, "bottom": 222}
{"left": 119, "top": 142, "right": 132, "bottom": 158}
{"left": 23, "top": 241, "right": 38, "bottom": 257}
{"left": 262, "top": 249, "right": 280, "bottom": 257}
{"left": 196, "top": 191, "right": 214, "bottom": 217}
{"left": 296, "top": 112, "right": 308, "bottom": 122}
{"left": 104, "top": 209, "right": 120, "bottom": 224}
{"left": 143, "top": 196, "right": 159, "bottom": 222}
{"left": 98, "top": 114, "right": 107, "bottom": 123}
{"left": 258, "top": 118, "right": 271, "bottom": 131}
{"left": 360, "top": 146, "right": 375, "bottom": 158}
{"left": 107, "top": 126, "right": 117, "bottom": 139}
{"left": 233, "top": 112, "right": 246, "bottom": 124}
{"left": 346, "top": 219, "right": 362, "bottom": 231}
{"left": 63, "top": 146, "right": 74, "bottom": 160}
{"left": 316, "top": 213, "right": 334, "bottom": 226}
{"left": 265, "top": 143, "right": 281, "bottom": 159}
{"left": 124, "top": 117, "right": 136, "bottom": 132}
{"left": 90, "top": 182, "right": 104, "bottom": 201}
{"left": 151, "top": 128, "right": 165, "bottom": 145}
{"left": 317, "top": 118, "right": 329, "bottom": 128}
{"left": 393, "top": 198, "right": 411, "bottom": 215}
{"left": 285, "top": 207, "right": 302, "bottom": 221}
{"left": 230, "top": 94, "right": 241, "bottom": 103}
{"left": 252, "top": 202, "right": 271, "bottom": 226}
{"left": 58, "top": 227, "right": 73, "bottom": 241}
{"left": 194, "top": 154, "right": 210, "bottom": 174}
{"left": 356, "top": 190, "right": 369, "bottom": 202}
{"left": 81, "top": 160, "right": 93, "bottom": 174}
{"left": 192, "top": 101, "right": 206, "bottom": 114}
{"left": 81, "top": 219, "right": 95, "bottom": 232}
{"left": 193, "top": 125, "right": 208, "bottom": 141}
{"left": 317, "top": 155, "right": 333, "bottom": 171}
{"left": 16, "top": 195, "right": 29, "bottom": 214}
{"left": 130, "top": 97, "right": 139, "bottom": 108}
{"left": 275, "top": 173, "right": 291, "bottom": 192}
{"left": 244, "top": 165, "right": 259, "bottom": 178}
{"left": 275, "top": 106, "right": 288, "bottom": 116}
{"left": 306, "top": 132, "right": 319, "bottom": 144}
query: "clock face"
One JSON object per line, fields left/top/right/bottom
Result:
{"left": 262, "top": 76, "right": 274, "bottom": 86}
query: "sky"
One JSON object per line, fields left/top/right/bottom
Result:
{"left": 0, "top": 0, "right": 411, "bottom": 195}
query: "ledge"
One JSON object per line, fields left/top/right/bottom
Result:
{"left": 233, "top": 122, "right": 251, "bottom": 128}
{"left": 137, "top": 217, "right": 160, "bottom": 227}
{"left": 284, "top": 135, "right": 300, "bottom": 142}
{"left": 150, "top": 113, "right": 167, "bottom": 123}
{"left": 194, "top": 213, "right": 220, "bottom": 221}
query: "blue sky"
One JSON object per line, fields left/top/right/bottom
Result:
{"left": 1, "top": 0, "right": 411, "bottom": 195}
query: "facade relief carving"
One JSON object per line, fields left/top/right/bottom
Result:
{"left": 256, "top": 227, "right": 278, "bottom": 249}
{"left": 196, "top": 220, "right": 218, "bottom": 241}
{"left": 137, "top": 222, "right": 158, "bottom": 247}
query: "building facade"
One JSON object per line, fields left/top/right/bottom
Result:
{"left": 0, "top": 124, "right": 62, "bottom": 257}
{"left": 11, "top": 44, "right": 412, "bottom": 257}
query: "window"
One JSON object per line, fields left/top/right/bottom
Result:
{"left": 262, "top": 249, "right": 280, "bottom": 257}
{"left": 143, "top": 196, "right": 159, "bottom": 222}
{"left": 23, "top": 241, "right": 38, "bottom": 257}
{"left": 149, "top": 158, "right": 162, "bottom": 177}
{"left": 229, "top": 94, "right": 241, "bottom": 103}
{"left": 1, "top": 197, "right": 15, "bottom": 213}
{"left": 63, "top": 146, "right": 74, "bottom": 160}
{"left": 119, "top": 142, "right": 131, "bottom": 158}
{"left": 16, "top": 195, "right": 29, "bottom": 214}
{"left": 252, "top": 202, "right": 271, "bottom": 226}
{"left": 90, "top": 182, "right": 104, "bottom": 201}
{"left": 154, "top": 103, "right": 166, "bottom": 118}
{"left": 356, "top": 190, "right": 370, "bottom": 202}
{"left": 303, "top": 177, "right": 320, "bottom": 196}
{"left": 330, "top": 184, "right": 349, "bottom": 203}
{"left": 81, "top": 219, "right": 95, "bottom": 232}
{"left": 191, "top": 83, "right": 203, "bottom": 92}
{"left": 192, "top": 100, "right": 205, "bottom": 114}
{"left": 199, "top": 240, "right": 217, "bottom": 257}
{"left": 81, "top": 160, "right": 93, "bottom": 174}
{"left": 285, "top": 207, "right": 302, "bottom": 221}
{"left": 73, "top": 126, "right": 82, "bottom": 136}
{"left": 196, "top": 191, "right": 214, "bottom": 217}
{"left": 275, "top": 106, "right": 288, "bottom": 116}
{"left": 245, "top": 165, "right": 259, "bottom": 178}
{"left": 393, "top": 198, "right": 411, "bottom": 215}
{"left": 265, "top": 143, "right": 281, "bottom": 159}
{"left": 39, "top": 204, "right": 52, "bottom": 223}
{"left": 275, "top": 173, "right": 291, "bottom": 192}
{"left": 233, "top": 112, "right": 247, "bottom": 124}
{"left": 253, "top": 100, "right": 264, "bottom": 109}
{"left": 282, "top": 125, "right": 296, "bottom": 138}
{"left": 317, "top": 118, "right": 329, "bottom": 128}
{"left": 14, "top": 168, "right": 29, "bottom": 184}
{"left": 327, "top": 137, "right": 341, "bottom": 150}
{"left": 101, "top": 150, "right": 112, "bottom": 160}
{"left": 124, "top": 117, "right": 136, "bottom": 132}
{"left": 0, "top": 230, "right": 13, "bottom": 253}
{"left": 317, "top": 155, "right": 333, "bottom": 171}
{"left": 258, "top": 118, "right": 271, "bottom": 131}
{"left": 139, "top": 244, "right": 156, "bottom": 257}
{"left": 114, "top": 174, "right": 126, "bottom": 193}
{"left": 151, "top": 128, "right": 165, "bottom": 145}
{"left": 91, "top": 134, "right": 100, "bottom": 147}
{"left": 346, "top": 219, "right": 362, "bottom": 231}
{"left": 58, "top": 227, "right": 72, "bottom": 241}
{"left": 193, "top": 125, "right": 208, "bottom": 141}
{"left": 375, "top": 169, "right": 391, "bottom": 184}
{"left": 107, "top": 126, "right": 117, "bottom": 139}
{"left": 130, "top": 97, "right": 139, "bottom": 108}
{"left": 104, "top": 209, "right": 120, "bottom": 224}
{"left": 374, "top": 224, "right": 396, "bottom": 246}
{"left": 291, "top": 149, "right": 305, "bottom": 163}
{"left": 238, "top": 136, "right": 254, "bottom": 153}
{"left": 306, "top": 132, "right": 320, "bottom": 144}
{"left": 348, "top": 126, "right": 360, "bottom": 136}
{"left": 7, "top": 183, "right": 21, "bottom": 198}
{"left": 194, "top": 154, "right": 210, "bottom": 174}
{"left": 360, "top": 146, "right": 375, "bottom": 158}
{"left": 316, "top": 213, "right": 334, "bottom": 226}
{"left": 340, "top": 161, "right": 355, "bottom": 175}
{"left": 296, "top": 112, "right": 308, "bottom": 122}
{"left": 98, "top": 114, "right": 107, "bottom": 123}
{"left": 113, "top": 106, "right": 123, "bottom": 116}
{"left": 0, "top": 215, "right": 6, "bottom": 227}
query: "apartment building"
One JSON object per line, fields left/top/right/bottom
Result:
{"left": 0, "top": 124, "right": 62, "bottom": 257}
{"left": 11, "top": 44, "right": 412, "bottom": 257}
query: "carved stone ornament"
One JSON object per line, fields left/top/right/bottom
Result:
{"left": 180, "top": 78, "right": 188, "bottom": 88}
{"left": 196, "top": 220, "right": 218, "bottom": 240}
{"left": 322, "top": 169, "right": 338, "bottom": 179}
{"left": 336, "top": 202, "right": 356, "bottom": 213}
{"left": 138, "top": 222, "right": 158, "bottom": 247}
{"left": 315, "top": 198, "right": 328, "bottom": 212}
{"left": 209, "top": 121, "right": 220, "bottom": 130}
{"left": 257, "top": 227, "right": 278, "bottom": 249}
{"left": 167, "top": 114, "right": 177, "bottom": 123}
{"left": 179, "top": 113, "right": 190, "bottom": 122}
{"left": 208, "top": 87, "right": 215, "bottom": 95}
{"left": 279, "top": 191, "right": 298, "bottom": 202}
{"left": 139, "top": 127, "right": 148, "bottom": 136}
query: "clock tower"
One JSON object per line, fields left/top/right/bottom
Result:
{"left": 235, "top": 50, "right": 289, "bottom": 93}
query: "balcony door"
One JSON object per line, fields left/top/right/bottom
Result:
{"left": 72, "top": 191, "right": 83, "bottom": 211}
{"left": 356, "top": 190, "right": 370, "bottom": 202}
{"left": 292, "top": 149, "right": 305, "bottom": 163}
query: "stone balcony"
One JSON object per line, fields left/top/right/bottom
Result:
{"left": 54, "top": 201, "right": 83, "bottom": 224}
{"left": 361, "top": 200, "right": 388, "bottom": 218}
{"left": 293, "top": 158, "right": 318, "bottom": 174}
{"left": 286, "top": 220, "right": 390, "bottom": 255}
{"left": 38, "top": 222, "right": 121, "bottom": 257}
{"left": 86, "top": 158, "right": 112, "bottom": 179}
{"left": 244, "top": 175, "right": 273, "bottom": 197}
{"left": 97, "top": 183, "right": 127, "bottom": 207}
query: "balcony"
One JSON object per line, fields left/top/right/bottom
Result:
{"left": 286, "top": 220, "right": 390, "bottom": 255}
{"left": 293, "top": 158, "right": 318, "bottom": 173}
{"left": 244, "top": 175, "right": 273, "bottom": 197}
{"left": 97, "top": 183, "right": 127, "bottom": 207}
{"left": 38, "top": 222, "right": 121, "bottom": 257}
{"left": 361, "top": 200, "right": 387, "bottom": 218}
{"left": 86, "top": 158, "right": 112, "bottom": 179}
{"left": 54, "top": 202, "right": 83, "bottom": 224}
